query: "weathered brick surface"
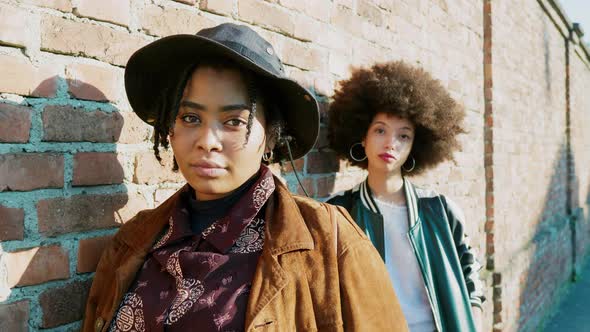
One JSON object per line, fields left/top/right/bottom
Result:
{"left": 0, "top": 205, "right": 24, "bottom": 241}
{"left": 133, "top": 151, "right": 185, "bottom": 184}
{"left": 0, "top": 4, "right": 36, "bottom": 49}
{"left": 141, "top": 4, "right": 216, "bottom": 37}
{"left": 19, "top": 0, "right": 72, "bottom": 12}
{"left": 5, "top": 245, "right": 69, "bottom": 287}
{"left": 37, "top": 193, "right": 149, "bottom": 236}
{"left": 74, "top": 0, "right": 131, "bottom": 27}
{"left": 41, "top": 15, "right": 148, "bottom": 66}
{"left": 0, "top": 103, "right": 31, "bottom": 143}
{"left": 39, "top": 279, "right": 92, "bottom": 328}
{"left": 42, "top": 105, "right": 124, "bottom": 142}
{"left": 0, "top": 153, "right": 64, "bottom": 191}
{"left": 0, "top": 300, "right": 29, "bottom": 332}
{"left": 65, "top": 62, "right": 123, "bottom": 102}
{"left": 491, "top": 1, "right": 570, "bottom": 330}
{"left": 73, "top": 152, "right": 125, "bottom": 186}
{"left": 238, "top": 0, "right": 294, "bottom": 35}
{"left": 200, "top": 0, "right": 234, "bottom": 16}
{"left": 0, "top": 54, "right": 58, "bottom": 97}
{"left": 118, "top": 111, "right": 153, "bottom": 144}
{"left": 77, "top": 235, "right": 114, "bottom": 273}
{"left": 306, "top": 151, "right": 340, "bottom": 174}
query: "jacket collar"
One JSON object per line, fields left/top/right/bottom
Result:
{"left": 358, "top": 177, "right": 420, "bottom": 227}
{"left": 114, "top": 176, "right": 314, "bottom": 255}
{"left": 263, "top": 176, "right": 314, "bottom": 255}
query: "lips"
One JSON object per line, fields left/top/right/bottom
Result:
{"left": 378, "top": 153, "right": 397, "bottom": 163}
{"left": 189, "top": 160, "right": 227, "bottom": 177}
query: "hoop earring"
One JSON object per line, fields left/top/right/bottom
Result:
{"left": 262, "top": 150, "right": 274, "bottom": 162}
{"left": 402, "top": 156, "right": 416, "bottom": 172}
{"left": 349, "top": 142, "right": 367, "bottom": 162}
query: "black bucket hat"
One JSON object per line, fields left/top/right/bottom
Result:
{"left": 124, "top": 23, "right": 319, "bottom": 160}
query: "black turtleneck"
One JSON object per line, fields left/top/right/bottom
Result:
{"left": 187, "top": 171, "right": 260, "bottom": 234}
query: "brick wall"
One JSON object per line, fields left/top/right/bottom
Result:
{"left": 0, "top": 0, "right": 588, "bottom": 331}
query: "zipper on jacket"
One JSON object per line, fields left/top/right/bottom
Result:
{"left": 407, "top": 233, "right": 442, "bottom": 332}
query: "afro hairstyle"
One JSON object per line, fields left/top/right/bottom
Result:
{"left": 327, "top": 60, "right": 466, "bottom": 176}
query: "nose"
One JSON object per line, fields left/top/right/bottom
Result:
{"left": 196, "top": 124, "right": 223, "bottom": 152}
{"left": 385, "top": 135, "right": 401, "bottom": 151}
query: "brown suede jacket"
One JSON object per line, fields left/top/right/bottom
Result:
{"left": 83, "top": 177, "right": 408, "bottom": 332}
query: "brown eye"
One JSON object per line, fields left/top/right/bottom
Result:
{"left": 225, "top": 118, "right": 246, "bottom": 127}
{"left": 181, "top": 114, "right": 201, "bottom": 124}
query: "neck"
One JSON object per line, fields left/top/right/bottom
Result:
{"left": 366, "top": 167, "right": 405, "bottom": 204}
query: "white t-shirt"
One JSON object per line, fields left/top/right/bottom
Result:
{"left": 374, "top": 198, "right": 436, "bottom": 332}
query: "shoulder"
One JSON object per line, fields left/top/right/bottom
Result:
{"left": 292, "top": 195, "right": 369, "bottom": 250}
{"left": 325, "top": 183, "right": 361, "bottom": 210}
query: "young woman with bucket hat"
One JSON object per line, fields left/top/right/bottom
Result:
{"left": 82, "top": 23, "right": 408, "bottom": 332}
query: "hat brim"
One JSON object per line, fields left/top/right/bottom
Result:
{"left": 124, "top": 34, "right": 319, "bottom": 161}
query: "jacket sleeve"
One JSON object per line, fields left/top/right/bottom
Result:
{"left": 331, "top": 205, "right": 409, "bottom": 331}
{"left": 441, "top": 196, "right": 486, "bottom": 309}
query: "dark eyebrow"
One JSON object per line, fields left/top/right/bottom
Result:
{"left": 221, "top": 104, "right": 251, "bottom": 112}
{"left": 179, "top": 100, "right": 250, "bottom": 112}
{"left": 179, "top": 100, "right": 205, "bottom": 110}
{"left": 372, "top": 121, "right": 413, "bottom": 131}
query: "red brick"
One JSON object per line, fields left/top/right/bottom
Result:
{"left": 20, "top": 0, "right": 72, "bottom": 12}
{"left": 77, "top": 235, "right": 113, "bottom": 273}
{"left": 118, "top": 111, "right": 153, "bottom": 144}
{"left": 41, "top": 15, "right": 148, "bottom": 66}
{"left": 296, "top": 177, "right": 316, "bottom": 197}
{"left": 37, "top": 192, "right": 149, "bottom": 236}
{"left": 0, "top": 300, "right": 29, "bottom": 332}
{"left": 39, "top": 279, "right": 92, "bottom": 328}
{"left": 281, "top": 38, "right": 327, "bottom": 71}
{"left": 65, "top": 62, "right": 123, "bottom": 102}
{"left": 306, "top": 150, "right": 340, "bottom": 174}
{"left": 74, "top": 0, "right": 131, "bottom": 27}
{"left": 0, "top": 153, "right": 64, "bottom": 192}
{"left": 0, "top": 4, "right": 36, "bottom": 49}
{"left": 280, "top": 157, "right": 305, "bottom": 174}
{"left": 314, "top": 127, "right": 329, "bottom": 150}
{"left": 5, "top": 245, "right": 69, "bottom": 287}
{"left": 200, "top": 0, "right": 234, "bottom": 16}
{"left": 239, "top": 0, "right": 295, "bottom": 35}
{"left": 0, "top": 205, "right": 24, "bottom": 241}
{"left": 0, "top": 54, "right": 58, "bottom": 97}
{"left": 42, "top": 105, "right": 124, "bottom": 142}
{"left": 0, "top": 104, "right": 31, "bottom": 143}
{"left": 141, "top": 4, "right": 216, "bottom": 37}
{"left": 73, "top": 152, "right": 125, "bottom": 186}
{"left": 134, "top": 151, "right": 185, "bottom": 185}
{"left": 316, "top": 174, "right": 336, "bottom": 197}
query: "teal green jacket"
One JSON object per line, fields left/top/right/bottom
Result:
{"left": 327, "top": 178, "right": 485, "bottom": 332}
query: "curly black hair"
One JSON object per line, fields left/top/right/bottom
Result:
{"left": 150, "top": 57, "right": 286, "bottom": 170}
{"left": 328, "top": 61, "right": 466, "bottom": 176}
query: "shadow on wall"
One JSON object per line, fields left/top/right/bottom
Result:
{"left": 0, "top": 76, "right": 129, "bottom": 329}
{"left": 516, "top": 143, "right": 582, "bottom": 331}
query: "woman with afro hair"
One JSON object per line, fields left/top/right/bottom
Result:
{"left": 327, "top": 61, "right": 485, "bottom": 332}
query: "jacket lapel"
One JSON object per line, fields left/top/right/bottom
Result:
{"left": 403, "top": 178, "right": 420, "bottom": 228}
{"left": 245, "top": 177, "right": 314, "bottom": 330}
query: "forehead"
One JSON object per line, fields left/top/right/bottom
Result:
{"left": 183, "top": 66, "right": 249, "bottom": 99}
{"left": 371, "top": 112, "right": 414, "bottom": 129}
